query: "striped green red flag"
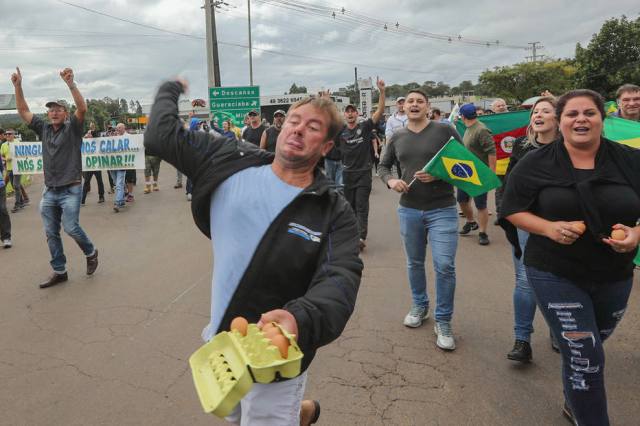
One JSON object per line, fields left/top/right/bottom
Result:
{"left": 455, "top": 110, "right": 530, "bottom": 176}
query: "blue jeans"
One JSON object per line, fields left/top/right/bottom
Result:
{"left": 526, "top": 266, "right": 633, "bottom": 426}
{"left": 40, "top": 184, "right": 95, "bottom": 273}
{"left": 324, "top": 158, "right": 343, "bottom": 190}
{"left": 513, "top": 229, "right": 536, "bottom": 341}
{"left": 110, "top": 170, "right": 126, "bottom": 207}
{"left": 397, "top": 205, "right": 458, "bottom": 322}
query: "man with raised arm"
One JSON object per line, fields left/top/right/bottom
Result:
{"left": 144, "top": 77, "right": 362, "bottom": 425}
{"left": 12, "top": 67, "right": 99, "bottom": 288}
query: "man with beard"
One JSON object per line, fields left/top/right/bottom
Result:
{"left": 260, "top": 109, "right": 286, "bottom": 152}
{"left": 340, "top": 78, "right": 386, "bottom": 251}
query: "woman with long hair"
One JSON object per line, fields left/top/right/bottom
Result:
{"left": 503, "top": 96, "right": 560, "bottom": 363}
{"left": 502, "top": 90, "right": 640, "bottom": 424}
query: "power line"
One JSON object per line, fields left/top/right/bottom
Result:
{"left": 51, "top": 1, "right": 451, "bottom": 75}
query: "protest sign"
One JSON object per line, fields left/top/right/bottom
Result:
{"left": 10, "top": 134, "right": 145, "bottom": 174}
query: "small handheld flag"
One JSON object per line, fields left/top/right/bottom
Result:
{"left": 423, "top": 138, "right": 502, "bottom": 197}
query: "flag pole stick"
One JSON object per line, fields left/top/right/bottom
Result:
{"left": 407, "top": 177, "right": 417, "bottom": 187}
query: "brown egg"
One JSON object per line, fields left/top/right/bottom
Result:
{"left": 230, "top": 317, "right": 248, "bottom": 336}
{"left": 269, "top": 334, "right": 289, "bottom": 358}
{"left": 611, "top": 229, "right": 626, "bottom": 241}
{"left": 572, "top": 221, "right": 586, "bottom": 234}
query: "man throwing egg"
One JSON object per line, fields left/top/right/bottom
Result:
{"left": 145, "top": 78, "right": 363, "bottom": 425}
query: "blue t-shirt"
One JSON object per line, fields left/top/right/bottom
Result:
{"left": 202, "top": 165, "right": 302, "bottom": 341}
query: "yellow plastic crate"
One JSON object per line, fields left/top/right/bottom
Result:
{"left": 189, "top": 323, "right": 303, "bottom": 417}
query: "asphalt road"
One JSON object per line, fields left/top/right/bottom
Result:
{"left": 2, "top": 168, "right": 639, "bottom": 425}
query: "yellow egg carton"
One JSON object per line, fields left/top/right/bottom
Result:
{"left": 189, "top": 323, "right": 303, "bottom": 417}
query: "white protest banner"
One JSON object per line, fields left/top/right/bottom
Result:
{"left": 10, "top": 134, "right": 146, "bottom": 175}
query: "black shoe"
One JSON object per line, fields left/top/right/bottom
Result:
{"left": 39, "top": 272, "right": 68, "bottom": 289}
{"left": 86, "top": 249, "right": 99, "bottom": 275}
{"left": 562, "top": 401, "right": 577, "bottom": 425}
{"left": 478, "top": 232, "right": 490, "bottom": 245}
{"left": 174, "top": 183, "right": 183, "bottom": 189}
{"left": 459, "top": 221, "right": 478, "bottom": 235}
{"left": 507, "top": 339, "right": 532, "bottom": 363}
{"left": 10, "top": 204, "right": 23, "bottom": 213}
{"left": 550, "top": 331, "right": 560, "bottom": 353}
{"left": 98, "top": 197, "right": 105, "bottom": 203}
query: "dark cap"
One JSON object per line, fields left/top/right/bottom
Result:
{"left": 45, "top": 100, "right": 68, "bottom": 111}
{"left": 273, "top": 109, "right": 286, "bottom": 117}
{"left": 247, "top": 110, "right": 259, "bottom": 116}
{"left": 459, "top": 103, "right": 477, "bottom": 119}
{"left": 345, "top": 104, "right": 358, "bottom": 111}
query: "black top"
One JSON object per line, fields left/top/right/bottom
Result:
{"left": 502, "top": 138, "right": 640, "bottom": 283}
{"left": 242, "top": 124, "right": 266, "bottom": 146}
{"left": 340, "top": 119, "right": 375, "bottom": 172}
{"left": 264, "top": 126, "right": 280, "bottom": 153}
{"left": 29, "top": 115, "right": 84, "bottom": 188}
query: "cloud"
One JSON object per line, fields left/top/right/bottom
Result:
{"left": 0, "top": 0, "right": 637, "bottom": 109}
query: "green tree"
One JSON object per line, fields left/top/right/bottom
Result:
{"left": 574, "top": 16, "right": 640, "bottom": 98}
{"left": 478, "top": 59, "right": 576, "bottom": 103}
{"left": 288, "top": 83, "right": 308, "bottom": 94}
{"left": 119, "top": 98, "right": 129, "bottom": 114}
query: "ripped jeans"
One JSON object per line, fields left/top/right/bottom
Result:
{"left": 526, "top": 266, "right": 633, "bottom": 426}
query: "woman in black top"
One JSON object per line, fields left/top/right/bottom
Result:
{"left": 503, "top": 89, "right": 640, "bottom": 426}
{"left": 502, "top": 96, "right": 559, "bottom": 363}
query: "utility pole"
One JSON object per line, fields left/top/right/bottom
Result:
{"left": 247, "top": 0, "right": 254, "bottom": 85}
{"left": 204, "top": 0, "right": 223, "bottom": 88}
{"left": 525, "top": 41, "right": 545, "bottom": 62}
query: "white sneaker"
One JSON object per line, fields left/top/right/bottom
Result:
{"left": 434, "top": 321, "right": 456, "bottom": 350}
{"left": 403, "top": 305, "right": 429, "bottom": 328}
{"left": 2, "top": 239, "right": 11, "bottom": 248}
{"left": 186, "top": 193, "right": 192, "bottom": 201}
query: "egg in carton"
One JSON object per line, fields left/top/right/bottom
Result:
{"left": 189, "top": 319, "right": 303, "bottom": 417}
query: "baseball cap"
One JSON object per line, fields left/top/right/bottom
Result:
{"left": 396, "top": 97, "right": 406, "bottom": 102}
{"left": 273, "top": 109, "right": 286, "bottom": 117}
{"left": 345, "top": 104, "right": 358, "bottom": 111}
{"left": 247, "top": 110, "right": 259, "bottom": 116}
{"left": 459, "top": 103, "right": 477, "bottom": 119}
{"left": 45, "top": 100, "right": 68, "bottom": 110}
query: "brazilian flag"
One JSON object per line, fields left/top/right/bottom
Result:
{"left": 424, "top": 137, "right": 502, "bottom": 197}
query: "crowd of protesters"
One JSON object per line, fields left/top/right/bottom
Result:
{"left": 2, "top": 65, "right": 640, "bottom": 425}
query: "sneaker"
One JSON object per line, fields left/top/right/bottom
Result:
{"left": 507, "top": 339, "right": 532, "bottom": 363}
{"left": 144, "top": 185, "right": 151, "bottom": 194}
{"left": 113, "top": 205, "right": 120, "bottom": 213}
{"left": 153, "top": 183, "right": 159, "bottom": 192}
{"left": 478, "top": 232, "right": 490, "bottom": 245}
{"left": 459, "top": 221, "right": 478, "bottom": 235}
{"left": 434, "top": 321, "right": 456, "bottom": 350}
{"left": 403, "top": 305, "right": 429, "bottom": 328}
{"left": 174, "top": 183, "right": 183, "bottom": 189}
{"left": 11, "top": 204, "right": 23, "bottom": 213}
{"left": 22, "top": 198, "right": 30, "bottom": 206}
{"left": 562, "top": 401, "right": 577, "bottom": 425}
{"left": 2, "top": 239, "right": 11, "bottom": 248}
{"left": 186, "top": 193, "right": 192, "bottom": 201}
{"left": 359, "top": 238, "right": 366, "bottom": 252}
{"left": 98, "top": 197, "right": 105, "bottom": 203}
{"left": 126, "top": 194, "right": 134, "bottom": 202}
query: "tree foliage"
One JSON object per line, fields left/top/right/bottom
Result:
{"left": 478, "top": 59, "right": 576, "bottom": 103}
{"left": 287, "top": 83, "right": 308, "bottom": 94}
{"left": 574, "top": 16, "right": 640, "bottom": 98}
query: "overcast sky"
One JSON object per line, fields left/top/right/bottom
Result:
{"left": 0, "top": 0, "right": 637, "bottom": 111}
